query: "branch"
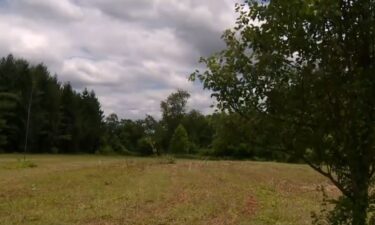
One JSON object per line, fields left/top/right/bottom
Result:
{"left": 301, "top": 155, "right": 353, "bottom": 200}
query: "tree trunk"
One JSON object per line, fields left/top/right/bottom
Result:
{"left": 352, "top": 181, "right": 369, "bottom": 225}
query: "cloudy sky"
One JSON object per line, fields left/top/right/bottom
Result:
{"left": 0, "top": 0, "right": 238, "bottom": 119}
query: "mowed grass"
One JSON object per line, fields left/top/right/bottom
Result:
{"left": 0, "top": 155, "right": 338, "bottom": 225}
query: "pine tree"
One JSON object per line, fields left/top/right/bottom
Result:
{"left": 0, "top": 91, "right": 17, "bottom": 151}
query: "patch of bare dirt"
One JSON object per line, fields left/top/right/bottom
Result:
{"left": 242, "top": 195, "right": 258, "bottom": 217}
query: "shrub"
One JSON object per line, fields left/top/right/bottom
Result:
{"left": 96, "top": 145, "right": 115, "bottom": 155}
{"left": 136, "top": 137, "right": 154, "bottom": 156}
{"left": 169, "top": 124, "right": 189, "bottom": 154}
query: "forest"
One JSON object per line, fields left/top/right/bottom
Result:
{"left": 0, "top": 54, "right": 284, "bottom": 161}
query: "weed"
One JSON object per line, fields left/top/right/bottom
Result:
{"left": 17, "top": 159, "right": 37, "bottom": 168}
{"left": 157, "top": 155, "right": 176, "bottom": 164}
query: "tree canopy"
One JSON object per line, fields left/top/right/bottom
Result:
{"left": 0, "top": 55, "right": 104, "bottom": 154}
{"left": 191, "top": 0, "right": 375, "bottom": 224}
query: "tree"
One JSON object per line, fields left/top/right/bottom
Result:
{"left": 119, "top": 119, "right": 145, "bottom": 153}
{"left": 0, "top": 55, "right": 33, "bottom": 152}
{"left": 210, "top": 113, "right": 261, "bottom": 159}
{"left": 0, "top": 91, "right": 17, "bottom": 150}
{"left": 102, "top": 113, "right": 124, "bottom": 153}
{"left": 59, "top": 83, "right": 81, "bottom": 153}
{"left": 142, "top": 115, "right": 162, "bottom": 155}
{"left": 160, "top": 89, "right": 190, "bottom": 151}
{"left": 169, "top": 124, "right": 190, "bottom": 154}
{"left": 182, "top": 110, "right": 213, "bottom": 152}
{"left": 191, "top": 1, "right": 375, "bottom": 224}
{"left": 0, "top": 55, "right": 106, "bottom": 154}
{"left": 79, "top": 89, "right": 104, "bottom": 153}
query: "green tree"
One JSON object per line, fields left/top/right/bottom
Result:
{"left": 169, "top": 124, "right": 189, "bottom": 154}
{"left": 0, "top": 91, "right": 17, "bottom": 149}
{"left": 210, "top": 113, "right": 256, "bottom": 159}
{"left": 191, "top": 1, "right": 375, "bottom": 224}
{"left": 182, "top": 110, "right": 213, "bottom": 152}
{"left": 79, "top": 89, "right": 104, "bottom": 153}
{"left": 160, "top": 90, "right": 190, "bottom": 151}
{"left": 59, "top": 83, "right": 81, "bottom": 153}
{"left": 102, "top": 113, "right": 125, "bottom": 153}
{"left": 0, "top": 55, "right": 106, "bottom": 154}
{"left": 119, "top": 119, "right": 145, "bottom": 153}
{"left": 0, "top": 55, "right": 32, "bottom": 152}
{"left": 142, "top": 115, "right": 163, "bottom": 155}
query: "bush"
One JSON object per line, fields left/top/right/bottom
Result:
{"left": 96, "top": 145, "right": 115, "bottom": 155}
{"left": 169, "top": 124, "right": 190, "bottom": 154}
{"left": 137, "top": 137, "right": 154, "bottom": 155}
{"left": 188, "top": 142, "right": 199, "bottom": 154}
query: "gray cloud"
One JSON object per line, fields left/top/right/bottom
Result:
{"left": 0, "top": 0, "right": 237, "bottom": 119}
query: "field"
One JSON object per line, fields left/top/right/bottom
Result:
{"left": 0, "top": 155, "right": 338, "bottom": 225}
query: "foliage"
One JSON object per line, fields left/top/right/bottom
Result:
{"left": 0, "top": 55, "right": 104, "bottom": 154}
{"left": 191, "top": 0, "right": 375, "bottom": 224}
{"left": 169, "top": 124, "right": 190, "bottom": 154}
{"left": 137, "top": 137, "right": 155, "bottom": 156}
{"left": 96, "top": 145, "right": 116, "bottom": 155}
{"left": 0, "top": 91, "right": 17, "bottom": 150}
{"left": 0, "top": 54, "right": 316, "bottom": 163}
{"left": 160, "top": 89, "right": 190, "bottom": 151}
{"left": 182, "top": 110, "right": 214, "bottom": 152}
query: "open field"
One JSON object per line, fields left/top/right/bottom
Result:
{"left": 0, "top": 155, "right": 338, "bottom": 225}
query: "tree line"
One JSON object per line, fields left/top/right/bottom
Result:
{"left": 0, "top": 54, "right": 289, "bottom": 161}
{"left": 101, "top": 89, "right": 289, "bottom": 161}
{"left": 0, "top": 55, "right": 103, "bottom": 154}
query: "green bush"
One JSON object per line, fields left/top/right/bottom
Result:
{"left": 96, "top": 145, "right": 115, "bottom": 155}
{"left": 137, "top": 137, "right": 154, "bottom": 155}
{"left": 169, "top": 124, "right": 190, "bottom": 154}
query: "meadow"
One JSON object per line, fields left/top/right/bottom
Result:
{"left": 0, "top": 155, "right": 338, "bottom": 225}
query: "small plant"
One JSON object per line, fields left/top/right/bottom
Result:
{"left": 17, "top": 159, "right": 37, "bottom": 168}
{"left": 158, "top": 155, "right": 176, "bottom": 164}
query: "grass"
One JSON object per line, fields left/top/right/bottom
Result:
{"left": 0, "top": 155, "right": 338, "bottom": 225}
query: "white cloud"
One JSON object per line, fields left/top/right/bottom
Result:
{"left": 0, "top": 0, "right": 237, "bottom": 119}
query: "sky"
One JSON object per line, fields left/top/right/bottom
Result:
{"left": 0, "top": 0, "right": 238, "bottom": 119}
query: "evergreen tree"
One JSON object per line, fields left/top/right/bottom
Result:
{"left": 0, "top": 55, "right": 105, "bottom": 154}
{"left": 79, "top": 89, "right": 104, "bottom": 153}
{"left": 0, "top": 91, "right": 16, "bottom": 150}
